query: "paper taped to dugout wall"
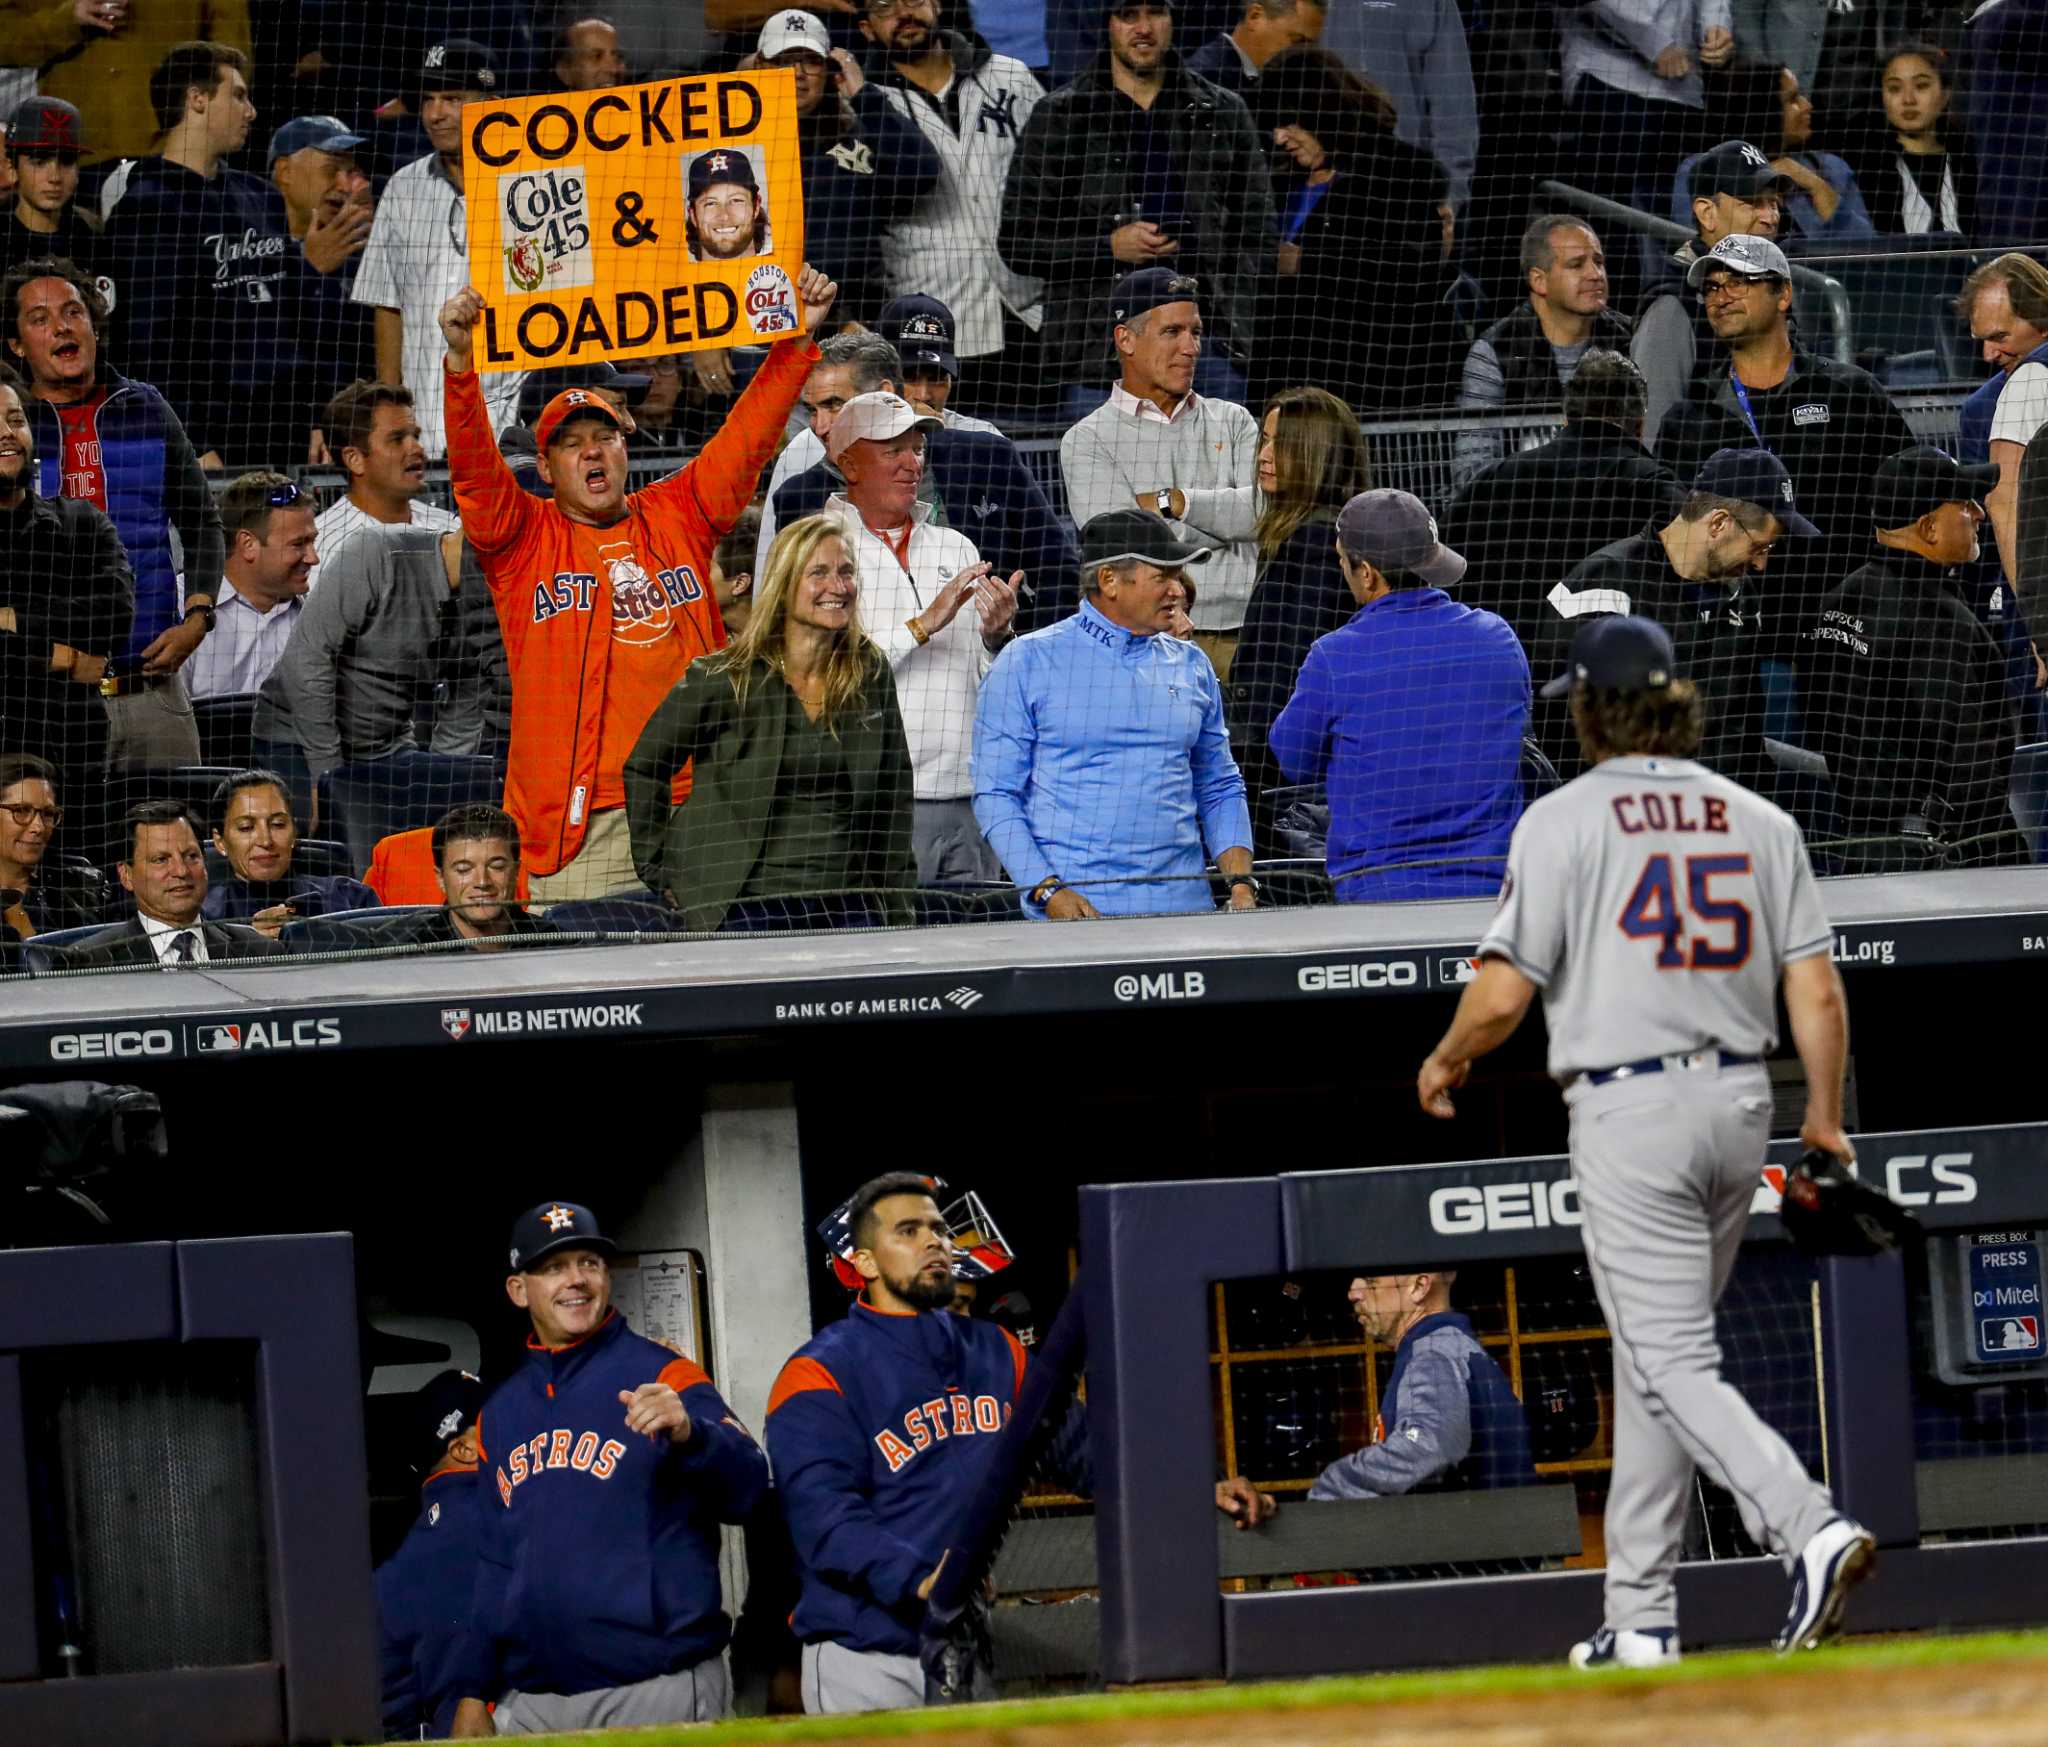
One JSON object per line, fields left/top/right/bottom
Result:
{"left": 462, "top": 69, "right": 806, "bottom": 372}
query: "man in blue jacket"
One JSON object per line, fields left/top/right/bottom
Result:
{"left": 1308, "top": 1271, "right": 1535, "bottom": 1499}
{"left": 449, "top": 1201, "right": 769, "bottom": 1736}
{"left": 1270, "top": 490, "right": 1529, "bottom": 902}
{"left": 3, "top": 257, "right": 225, "bottom": 792}
{"left": 376, "top": 1369, "right": 489, "bottom": 1742}
{"left": 973, "top": 508, "right": 1256, "bottom": 916}
{"left": 765, "top": 1172, "right": 1030, "bottom": 1714}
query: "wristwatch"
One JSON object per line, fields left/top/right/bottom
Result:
{"left": 1030, "top": 875, "right": 1066, "bottom": 905}
{"left": 1226, "top": 873, "right": 1261, "bottom": 896}
{"left": 1153, "top": 488, "right": 1175, "bottom": 518}
{"left": 182, "top": 601, "right": 217, "bottom": 633}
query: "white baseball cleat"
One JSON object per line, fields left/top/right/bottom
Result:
{"left": 1568, "top": 1626, "right": 1681, "bottom": 1669}
{"left": 1776, "top": 1516, "right": 1876, "bottom": 1653}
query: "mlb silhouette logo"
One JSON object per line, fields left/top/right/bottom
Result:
{"left": 195, "top": 1023, "right": 243, "bottom": 1052}
{"left": 441, "top": 1008, "right": 471, "bottom": 1040}
{"left": 1981, "top": 1314, "right": 2041, "bottom": 1353}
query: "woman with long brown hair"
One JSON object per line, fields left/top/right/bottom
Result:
{"left": 1228, "top": 386, "right": 1371, "bottom": 807}
{"left": 624, "top": 514, "right": 916, "bottom": 930}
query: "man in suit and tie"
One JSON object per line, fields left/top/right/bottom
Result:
{"left": 63, "top": 800, "right": 278, "bottom": 967}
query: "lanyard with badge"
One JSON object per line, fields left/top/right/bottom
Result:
{"left": 1729, "top": 369, "right": 1766, "bottom": 447}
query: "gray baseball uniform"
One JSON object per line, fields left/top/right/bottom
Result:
{"left": 1480, "top": 754, "right": 1838, "bottom": 1633}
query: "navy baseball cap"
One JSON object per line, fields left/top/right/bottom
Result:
{"left": 508, "top": 1200, "right": 617, "bottom": 1272}
{"left": 1108, "top": 267, "right": 1200, "bottom": 330}
{"left": 518, "top": 359, "right": 652, "bottom": 421}
{"left": 5, "top": 96, "right": 85, "bottom": 156}
{"left": 1336, "top": 489, "right": 1465, "bottom": 586}
{"left": 1540, "top": 615, "right": 1678, "bottom": 699}
{"left": 688, "top": 147, "right": 759, "bottom": 199}
{"left": 266, "top": 114, "right": 365, "bottom": 168}
{"left": 1870, "top": 444, "right": 1999, "bottom": 528}
{"left": 1691, "top": 447, "right": 1822, "bottom": 537}
{"left": 1079, "top": 507, "right": 1213, "bottom": 570}
{"left": 410, "top": 1369, "right": 486, "bottom": 1474}
{"left": 878, "top": 294, "right": 959, "bottom": 377}
{"left": 1693, "top": 138, "right": 1794, "bottom": 202}
{"left": 419, "top": 38, "right": 499, "bottom": 95}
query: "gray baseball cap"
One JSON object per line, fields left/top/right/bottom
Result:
{"left": 1335, "top": 489, "right": 1466, "bottom": 587}
{"left": 1686, "top": 233, "right": 1792, "bottom": 288}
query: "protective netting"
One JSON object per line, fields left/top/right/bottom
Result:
{"left": 0, "top": 2, "right": 2043, "bottom": 969}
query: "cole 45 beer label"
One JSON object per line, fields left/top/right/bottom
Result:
{"left": 500, "top": 165, "right": 595, "bottom": 296}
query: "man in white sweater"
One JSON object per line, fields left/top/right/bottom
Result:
{"left": 1059, "top": 268, "right": 1258, "bottom": 679}
{"left": 822, "top": 392, "right": 1021, "bottom": 881}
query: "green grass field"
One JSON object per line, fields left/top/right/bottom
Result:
{"left": 453, "top": 1628, "right": 2048, "bottom": 1747}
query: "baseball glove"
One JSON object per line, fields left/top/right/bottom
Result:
{"left": 1777, "top": 1150, "right": 1921, "bottom": 1258}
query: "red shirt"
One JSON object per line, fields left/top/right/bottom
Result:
{"left": 52, "top": 389, "right": 110, "bottom": 513}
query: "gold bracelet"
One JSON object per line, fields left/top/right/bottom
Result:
{"left": 907, "top": 616, "right": 929, "bottom": 646}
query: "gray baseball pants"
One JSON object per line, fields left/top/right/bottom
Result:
{"left": 493, "top": 1653, "right": 729, "bottom": 1733}
{"left": 800, "top": 1639, "right": 993, "bottom": 1713}
{"left": 1566, "top": 1062, "right": 1837, "bottom": 1633}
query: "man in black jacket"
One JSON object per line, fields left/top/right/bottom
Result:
{"left": 59, "top": 801, "right": 277, "bottom": 968}
{"left": 1655, "top": 234, "right": 1916, "bottom": 654}
{"left": 1803, "top": 447, "right": 2027, "bottom": 870}
{"left": 1534, "top": 448, "right": 1820, "bottom": 795}
{"left": 0, "top": 369, "right": 132, "bottom": 865}
{"left": 1440, "top": 350, "right": 1680, "bottom": 661}
{"left": 999, "top": 0, "right": 1272, "bottom": 408}
{"left": 387, "top": 803, "right": 554, "bottom": 950}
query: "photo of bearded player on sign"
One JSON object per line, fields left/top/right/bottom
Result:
{"left": 686, "top": 148, "right": 772, "bottom": 262}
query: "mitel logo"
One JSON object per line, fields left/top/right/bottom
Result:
{"left": 196, "top": 1018, "right": 342, "bottom": 1052}
{"left": 1297, "top": 960, "right": 1418, "bottom": 992}
{"left": 49, "top": 1029, "right": 173, "bottom": 1062}
{"left": 1429, "top": 1178, "right": 1580, "bottom": 1235}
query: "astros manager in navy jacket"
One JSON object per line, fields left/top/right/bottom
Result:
{"left": 766, "top": 1172, "right": 1029, "bottom": 1714}
{"left": 448, "top": 1202, "right": 769, "bottom": 1736}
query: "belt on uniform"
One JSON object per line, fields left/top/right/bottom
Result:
{"left": 99, "top": 672, "right": 175, "bottom": 699}
{"left": 1580, "top": 1048, "right": 1761, "bottom": 1088}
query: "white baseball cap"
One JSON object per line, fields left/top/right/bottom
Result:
{"left": 1686, "top": 232, "right": 1792, "bottom": 287}
{"left": 759, "top": 8, "right": 832, "bottom": 59}
{"left": 826, "top": 390, "right": 941, "bottom": 462}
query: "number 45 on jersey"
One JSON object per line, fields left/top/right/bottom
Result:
{"left": 1620, "top": 853, "right": 1753, "bottom": 969}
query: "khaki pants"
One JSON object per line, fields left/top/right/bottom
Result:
{"left": 527, "top": 807, "right": 642, "bottom": 904}
{"left": 1191, "top": 629, "right": 1239, "bottom": 683}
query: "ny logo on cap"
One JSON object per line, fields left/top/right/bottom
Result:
{"left": 543, "top": 1204, "right": 575, "bottom": 1231}
{"left": 905, "top": 315, "right": 945, "bottom": 338}
{"left": 1780, "top": 478, "right": 1794, "bottom": 502}
{"left": 708, "top": 152, "right": 731, "bottom": 173}
{"left": 1740, "top": 143, "right": 1768, "bottom": 168}
{"left": 425, "top": 44, "right": 446, "bottom": 66}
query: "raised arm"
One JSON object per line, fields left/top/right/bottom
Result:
{"left": 438, "top": 287, "right": 539, "bottom": 559}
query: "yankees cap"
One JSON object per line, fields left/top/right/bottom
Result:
{"left": 1869, "top": 443, "right": 2000, "bottom": 529}
{"left": 519, "top": 359, "right": 652, "bottom": 423}
{"left": 1540, "top": 614, "right": 1679, "bottom": 700}
{"left": 5, "top": 95, "right": 85, "bottom": 157}
{"left": 410, "top": 1368, "right": 486, "bottom": 1474}
{"left": 1079, "top": 507, "right": 1214, "bottom": 571}
{"left": 1336, "top": 489, "right": 1466, "bottom": 587}
{"left": 418, "top": 37, "right": 499, "bottom": 94}
{"left": 878, "top": 293, "right": 960, "bottom": 376}
{"left": 532, "top": 387, "right": 627, "bottom": 451}
{"left": 1687, "top": 232, "right": 1792, "bottom": 288}
{"left": 688, "top": 147, "right": 759, "bottom": 199}
{"left": 1691, "top": 447, "right": 1822, "bottom": 537}
{"left": 759, "top": 7, "right": 833, "bottom": 59}
{"left": 1107, "top": 266, "right": 1200, "bottom": 330}
{"left": 1693, "top": 138, "right": 1794, "bottom": 202}
{"left": 508, "top": 1200, "right": 617, "bottom": 1271}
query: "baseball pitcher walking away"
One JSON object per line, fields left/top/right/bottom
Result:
{"left": 1415, "top": 614, "right": 1875, "bottom": 1669}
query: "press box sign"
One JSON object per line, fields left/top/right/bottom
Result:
{"left": 463, "top": 70, "right": 807, "bottom": 370}
{"left": 1968, "top": 1232, "right": 2044, "bottom": 1362}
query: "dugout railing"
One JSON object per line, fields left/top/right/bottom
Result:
{"left": 1079, "top": 1121, "right": 2048, "bottom": 1684}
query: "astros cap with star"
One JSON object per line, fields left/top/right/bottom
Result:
{"left": 508, "top": 1200, "right": 617, "bottom": 1271}
{"left": 688, "top": 147, "right": 759, "bottom": 199}
{"left": 532, "top": 387, "right": 627, "bottom": 451}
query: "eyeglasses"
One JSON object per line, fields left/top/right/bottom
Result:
{"left": 2, "top": 803, "right": 61, "bottom": 828}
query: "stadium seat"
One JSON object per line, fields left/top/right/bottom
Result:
{"left": 319, "top": 754, "right": 501, "bottom": 876}
{"left": 2008, "top": 742, "right": 2048, "bottom": 863}
{"left": 141, "top": 765, "right": 247, "bottom": 819}
{"left": 905, "top": 888, "right": 981, "bottom": 928}
{"left": 23, "top": 923, "right": 117, "bottom": 973}
{"left": 191, "top": 692, "right": 260, "bottom": 769}
{"left": 277, "top": 908, "right": 438, "bottom": 953}
{"left": 540, "top": 898, "right": 677, "bottom": 935}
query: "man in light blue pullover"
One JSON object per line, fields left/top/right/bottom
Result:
{"left": 972, "top": 508, "right": 1257, "bottom": 918}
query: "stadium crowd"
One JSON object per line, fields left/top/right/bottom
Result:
{"left": 1, "top": 0, "right": 2046, "bottom": 968}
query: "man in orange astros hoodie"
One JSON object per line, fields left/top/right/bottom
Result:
{"left": 438, "top": 268, "right": 835, "bottom": 900}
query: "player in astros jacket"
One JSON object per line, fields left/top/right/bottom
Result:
{"left": 438, "top": 267, "right": 835, "bottom": 896}
{"left": 765, "top": 1172, "right": 1028, "bottom": 1715}
{"left": 450, "top": 1201, "right": 770, "bottom": 1737}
